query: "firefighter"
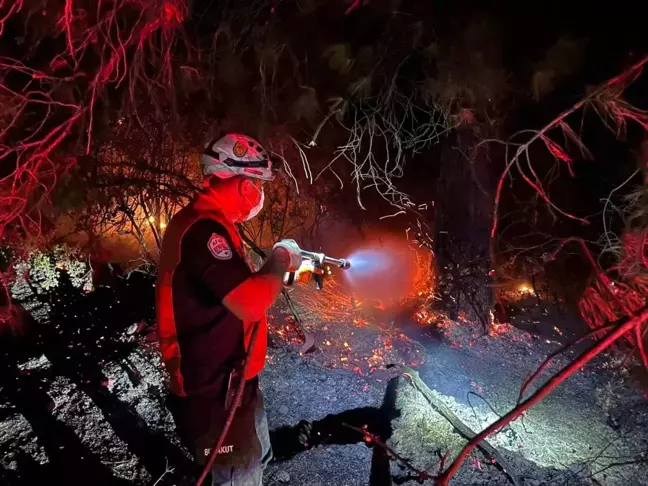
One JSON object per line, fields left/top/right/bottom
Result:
{"left": 156, "top": 133, "right": 304, "bottom": 485}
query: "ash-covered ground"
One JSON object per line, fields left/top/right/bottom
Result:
{"left": 1, "top": 285, "right": 647, "bottom": 485}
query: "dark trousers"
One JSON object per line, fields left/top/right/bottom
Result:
{"left": 168, "top": 381, "right": 272, "bottom": 486}
{"left": 208, "top": 389, "right": 272, "bottom": 486}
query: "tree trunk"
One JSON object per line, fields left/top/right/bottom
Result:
{"left": 435, "top": 129, "right": 495, "bottom": 330}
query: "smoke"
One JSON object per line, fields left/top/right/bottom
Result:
{"left": 344, "top": 238, "right": 418, "bottom": 306}
{"left": 308, "top": 221, "right": 422, "bottom": 307}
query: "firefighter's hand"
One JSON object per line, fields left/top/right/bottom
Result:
{"left": 296, "top": 420, "right": 314, "bottom": 448}
{"left": 272, "top": 239, "right": 302, "bottom": 272}
{"left": 295, "top": 258, "right": 317, "bottom": 282}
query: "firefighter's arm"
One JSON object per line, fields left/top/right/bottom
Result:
{"left": 182, "top": 222, "right": 302, "bottom": 322}
{"left": 223, "top": 244, "right": 300, "bottom": 322}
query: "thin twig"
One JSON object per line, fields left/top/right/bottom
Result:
{"left": 341, "top": 422, "right": 434, "bottom": 483}
{"left": 153, "top": 459, "right": 175, "bottom": 486}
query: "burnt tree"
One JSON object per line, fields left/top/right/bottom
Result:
{"left": 430, "top": 13, "right": 508, "bottom": 329}
{"left": 435, "top": 129, "right": 496, "bottom": 328}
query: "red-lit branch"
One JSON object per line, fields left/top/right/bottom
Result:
{"left": 0, "top": 0, "right": 189, "bottom": 242}
{"left": 471, "top": 58, "right": 648, "bottom": 486}
{"left": 342, "top": 422, "right": 435, "bottom": 482}
{"left": 489, "top": 55, "right": 648, "bottom": 264}
{"left": 437, "top": 308, "right": 648, "bottom": 485}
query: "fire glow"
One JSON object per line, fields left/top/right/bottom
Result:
{"left": 273, "top": 237, "right": 520, "bottom": 372}
{"left": 269, "top": 244, "right": 434, "bottom": 374}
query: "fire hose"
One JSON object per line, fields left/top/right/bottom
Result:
{"left": 195, "top": 319, "right": 261, "bottom": 486}
{"left": 195, "top": 242, "right": 350, "bottom": 486}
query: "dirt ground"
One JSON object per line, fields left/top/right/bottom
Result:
{"left": 1, "top": 293, "right": 647, "bottom": 485}
{"left": 263, "top": 300, "right": 648, "bottom": 486}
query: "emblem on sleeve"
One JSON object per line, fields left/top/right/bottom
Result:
{"left": 208, "top": 233, "right": 233, "bottom": 260}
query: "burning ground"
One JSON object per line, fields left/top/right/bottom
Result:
{"left": 1, "top": 277, "right": 647, "bottom": 485}
{"left": 266, "top": 286, "right": 648, "bottom": 485}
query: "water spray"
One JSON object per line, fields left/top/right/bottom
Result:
{"left": 282, "top": 241, "right": 416, "bottom": 303}
{"left": 345, "top": 249, "right": 392, "bottom": 276}
{"left": 342, "top": 245, "right": 419, "bottom": 305}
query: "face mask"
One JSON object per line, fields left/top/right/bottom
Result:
{"left": 243, "top": 186, "right": 264, "bottom": 221}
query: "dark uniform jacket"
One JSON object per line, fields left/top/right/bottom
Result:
{"left": 156, "top": 193, "right": 267, "bottom": 467}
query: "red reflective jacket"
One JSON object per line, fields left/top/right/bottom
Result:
{"left": 156, "top": 198, "right": 267, "bottom": 397}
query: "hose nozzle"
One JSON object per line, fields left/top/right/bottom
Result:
{"left": 299, "top": 250, "right": 351, "bottom": 269}
{"left": 294, "top": 250, "right": 350, "bottom": 290}
{"left": 323, "top": 256, "right": 351, "bottom": 269}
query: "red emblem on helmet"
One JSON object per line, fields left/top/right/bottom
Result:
{"left": 232, "top": 141, "right": 248, "bottom": 158}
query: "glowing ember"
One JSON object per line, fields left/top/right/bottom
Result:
{"left": 517, "top": 283, "right": 534, "bottom": 295}
{"left": 269, "top": 281, "right": 427, "bottom": 373}
{"left": 352, "top": 317, "right": 369, "bottom": 327}
{"left": 488, "top": 321, "right": 512, "bottom": 336}
{"left": 289, "top": 276, "right": 356, "bottom": 323}
{"left": 412, "top": 308, "right": 448, "bottom": 326}
{"left": 265, "top": 246, "right": 436, "bottom": 373}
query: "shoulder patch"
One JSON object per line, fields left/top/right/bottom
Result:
{"left": 208, "top": 233, "right": 233, "bottom": 260}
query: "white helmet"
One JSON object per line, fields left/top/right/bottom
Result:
{"left": 201, "top": 133, "right": 274, "bottom": 181}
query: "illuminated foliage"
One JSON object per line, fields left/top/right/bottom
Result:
{"left": 51, "top": 114, "right": 203, "bottom": 263}
{"left": 8, "top": 244, "right": 93, "bottom": 322}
